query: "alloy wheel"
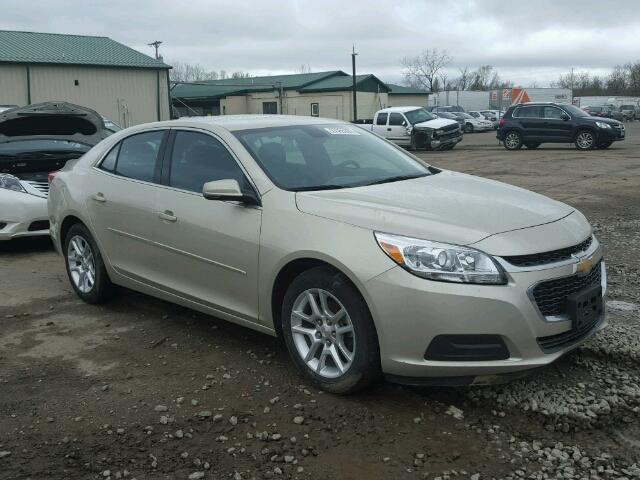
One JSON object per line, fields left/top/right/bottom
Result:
{"left": 576, "top": 131, "right": 594, "bottom": 149}
{"left": 505, "top": 132, "right": 521, "bottom": 149}
{"left": 290, "top": 288, "right": 355, "bottom": 379}
{"left": 67, "top": 235, "right": 96, "bottom": 293}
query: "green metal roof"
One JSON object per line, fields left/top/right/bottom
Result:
{"left": 0, "top": 30, "right": 170, "bottom": 69}
{"left": 387, "top": 83, "right": 430, "bottom": 95}
{"left": 171, "top": 71, "right": 343, "bottom": 99}
{"left": 300, "top": 74, "right": 390, "bottom": 93}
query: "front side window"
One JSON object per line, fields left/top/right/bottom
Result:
{"left": 169, "top": 131, "right": 248, "bottom": 194}
{"left": 376, "top": 113, "right": 388, "bottom": 125}
{"left": 543, "top": 106, "right": 565, "bottom": 119}
{"left": 105, "top": 131, "right": 164, "bottom": 182}
{"left": 234, "top": 124, "right": 431, "bottom": 191}
{"left": 388, "top": 113, "right": 405, "bottom": 126}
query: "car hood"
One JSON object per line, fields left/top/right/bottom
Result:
{"left": 295, "top": 171, "right": 575, "bottom": 250}
{"left": 582, "top": 115, "right": 621, "bottom": 126}
{"left": 0, "top": 101, "right": 110, "bottom": 145}
{"left": 413, "top": 117, "right": 459, "bottom": 129}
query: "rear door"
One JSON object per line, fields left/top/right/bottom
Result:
{"left": 387, "top": 112, "right": 409, "bottom": 143}
{"left": 513, "top": 105, "right": 544, "bottom": 140}
{"left": 153, "top": 129, "right": 262, "bottom": 323}
{"left": 86, "top": 129, "right": 167, "bottom": 282}
{"left": 371, "top": 112, "right": 388, "bottom": 137}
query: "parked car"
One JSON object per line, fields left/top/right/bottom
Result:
{"left": 49, "top": 115, "right": 607, "bottom": 393}
{"left": 497, "top": 102, "right": 625, "bottom": 151}
{"left": 430, "top": 105, "right": 465, "bottom": 113}
{"left": 369, "top": 107, "right": 462, "bottom": 150}
{"left": 619, "top": 105, "right": 637, "bottom": 121}
{"left": 0, "top": 102, "right": 112, "bottom": 241}
{"left": 456, "top": 112, "right": 493, "bottom": 133}
{"left": 603, "top": 105, "right": 624, "bottom": 122}
{"left": 434, "top": 111, "right": 465, "bottom": 130}
{"left": 479, "top": 110, "right": 503, "bottom": 129}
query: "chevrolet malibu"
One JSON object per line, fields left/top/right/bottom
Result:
{"left": 48, "top": 115, "right": 607, "bottom": 393}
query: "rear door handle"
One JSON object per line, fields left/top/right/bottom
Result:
{"left": 92, "top": 192, "right": 106, "bottom": 203}
{"left": 158, "top": 210, "right": 177, "bottom": 222}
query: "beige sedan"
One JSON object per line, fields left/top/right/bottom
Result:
{"left": 48, "top": 115, "right": 606, "bottom": 393}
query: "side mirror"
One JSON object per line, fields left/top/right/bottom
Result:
{"left": 202, "top": 179, "right": 260, "bottom": 206}
{"left": 401, "top": 120, "right": 407, "bottom": 126}
{"left": 560, "top": 113, "right": 570, "bottom": 121}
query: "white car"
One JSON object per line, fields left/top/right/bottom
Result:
{"left": 0, "top": 102, "right": 111, "bottom": 241}
{"left": 458, "top": 112, "right": 494, "bottom": 133}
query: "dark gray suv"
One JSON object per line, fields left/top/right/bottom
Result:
{"left": 497, "top": 103, "right": 625, "bottom": 151}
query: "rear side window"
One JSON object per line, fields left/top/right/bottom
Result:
{"left": 376, "top": 113, "right": 388, "bottom": 125}
{"left": 543, "top": 106, "right": 565, "bottom": 119}
{"left": 514, "top": 106, "right": 541, "bottom": 118}
{"left": 388, "top": 113, "right": 405, "bottom": 126}
{"left": 100, "top": 131, "right": 164, "bottom": 182}
{"left": 168, "top": 131, "right": 248, "bottom": 194}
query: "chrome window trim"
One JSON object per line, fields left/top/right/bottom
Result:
{"left": 512, "top": 105, "right": 573, "bottom": 121}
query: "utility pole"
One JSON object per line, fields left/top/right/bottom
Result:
{"left": 352, "top": 45, "right": 358, "bottom": 122}
{"left": 148, "top": 40, "right": 163, "bottom": 59}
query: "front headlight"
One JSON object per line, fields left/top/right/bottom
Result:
{"left": 0, "top": 173, "right": 27, "bottom": 193}
{"left": 595, "top": 122, "right": 611, "bottom": 129}
{"left": 375, "top": 232, "right": 507, "bottom": 284}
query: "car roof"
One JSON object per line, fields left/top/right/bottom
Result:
{"left": 138, "top": 114, "right": 350, "bottom": 132}
{"left": 376, "top": 106, "right": 423, "bottom": 113}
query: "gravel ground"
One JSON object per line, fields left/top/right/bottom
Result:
{"left": 1, "top": 124, "right": 639, "bottom": 480}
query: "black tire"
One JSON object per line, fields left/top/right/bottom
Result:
{"left": 503, "top": 130, "right": 523, "bottom": 150}
{"left": 524, "top": 142, "right": 541, "bottom": 149}
{"left": 281, "top": 266, "right": 381, "bottom": 394}
{"left": 63, "top": 223, "right": 113, "bottom": 304}
{"left": 465, "top": 123, "right": 474, "bottom": 133}
{"left": 574, "top": 129, "right": 596, "bottom": 150}
{"left": 597, "top": 141, "right": 613, "bottom": 149}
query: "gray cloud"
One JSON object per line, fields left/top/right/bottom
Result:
{"left": 1, "top": 0, "right": 638, "bottom": 85}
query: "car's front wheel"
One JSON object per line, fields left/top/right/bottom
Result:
{"left": 64, "top": 223, "right": 113, "bottom": 303}
{"left": 504, "top": 131, "right": 523, "bottom": 150}
{"left": 281, "top": 267, "right": 380, "bottom": 394}
{"left": 575, "top": 130, "right": 596, "bottom": 150}
{"left": 465, "top": 123, "right": 474, "bottom": 133}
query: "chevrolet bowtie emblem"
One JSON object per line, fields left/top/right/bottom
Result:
{"left": 576, "top": 258, "right": 594, "bottom": 275}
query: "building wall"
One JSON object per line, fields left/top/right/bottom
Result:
{"left": 388, "top": 94, "right": 429, "bottom": 108}
{"left": 0, "top": 64, "right": 28, "bottom": 105}
{"left": 221, "top": 95, "right": 248, "bottom": 115}
{"left": 0, "top": 64, "right": 170, "bottom": 125}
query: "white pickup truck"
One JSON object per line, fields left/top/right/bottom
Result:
{"left": 369, "top": 106, "right": 463, "bottom": 150}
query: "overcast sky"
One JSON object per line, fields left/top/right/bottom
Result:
{"left": 2, "top": 0, "right": 638, "bottom": 85}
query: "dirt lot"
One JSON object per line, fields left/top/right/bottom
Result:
{"left": 1, "top": 125, "right": 639, "bottom": 480}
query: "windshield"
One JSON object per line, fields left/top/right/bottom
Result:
{"left": 234, "top": 124, "right": 431, "bottom": 191}
{"left": 562, "top": 105, "right": 589, "bottom": 117}
{"left": 0, "top": 139, "right": 91, "bottom": 155}
{"left": 404, "top": 108, "right": 436, "bottom": 124}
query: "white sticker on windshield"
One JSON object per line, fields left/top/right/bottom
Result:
{"left": 323, "top": 127, "right": 360, "bottom": 135}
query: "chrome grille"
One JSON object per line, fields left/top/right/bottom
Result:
{"left": 504, "top": 236, "right": 593, "bottom": 267}
{"left": 532, "top": 261, "right": 602, "bottom": 317}
{"left": 25, "top": 181, "right": 49, "bottom": 196}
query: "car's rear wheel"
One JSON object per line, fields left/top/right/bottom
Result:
{"left": 465, "top": 123, "right": 474, "bottom": 133}
{"left": 524, "top": 142, "right": 541, "bottom": 149}
{"left": 64, "top": 223, "right": 113, "bottom": 303}
{"left": 504, "top": 131, "right": 523, "bottom": 150}
{"left": 575, "top": 130, "right": 595, "bottom": 150}
{"left": 281, "top": 266, "right": 380, "bottom": 394}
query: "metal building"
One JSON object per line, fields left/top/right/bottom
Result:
{"left": 0, "top": 30, "right": 171, "bottom": 127}
{"left": 386, "top": 84, "right": 430, "bottom": 108}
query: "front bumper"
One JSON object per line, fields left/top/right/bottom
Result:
{"left": 0, "top": 190, "right": 49, "bottom": 240}
{"left": 597, "top": 125, "right": 625, "bottom": 142}
{"left": 364, "top": 242, "right": 606, "bottom": 381}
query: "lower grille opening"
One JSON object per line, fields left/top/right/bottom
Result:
{"left": 425, "top": 335, "right": 510, "bottom": 361}
{"left": 28, "top": 220, "right": 49, "bottom": 231}
{"left": 537, "top": 314, "right": 601, "bottom": 353}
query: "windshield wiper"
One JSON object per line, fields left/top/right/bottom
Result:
{"left": 364, "top": 173, "right": 428, "bottom": 186}
{"left": 291, "top": 185, "right": 347, "bottom": 192}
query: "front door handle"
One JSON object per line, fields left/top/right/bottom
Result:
{"left": 92, "top": 192, "right": 106, "bottom": 203}
{"left": 158, "top": 210, "right": 177, "bottom": 222}
{"left": 387, "top": 128, "right": 392, "bottom": 131}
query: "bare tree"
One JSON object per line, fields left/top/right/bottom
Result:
{"left": 401, "top": 49, "right": 452, "bottom": 92}
{"left": 169, "top": 61, "right": 219, "bottom": 82}
{"left": 456, "top": 66, "right": 470, "bottom": 90}
{"left": 296, "top": 64, "right": 312, "bottom": 74}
